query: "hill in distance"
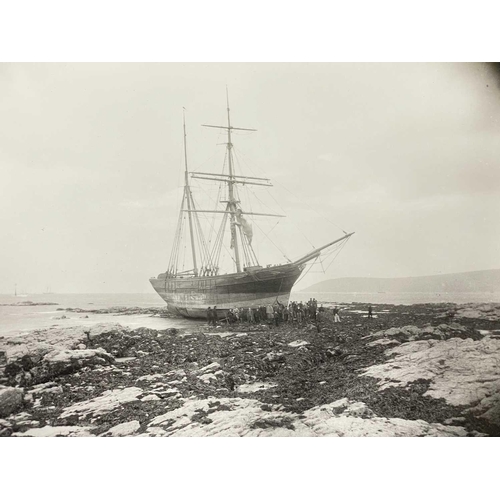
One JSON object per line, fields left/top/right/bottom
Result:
{"left": 303, "top": 269, "right": 500, "bottom": 294}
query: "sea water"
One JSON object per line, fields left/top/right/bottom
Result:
{"left": 0, "top": 293, "right": 195, "bottom": 337}
{"left": 1, "top": 291, "right": 499, "bottom": 338}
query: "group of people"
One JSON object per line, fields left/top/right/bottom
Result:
{"left": 206, "top": 298, "right": 323, "bottom": 327}
{"left": 206, "top": 301, "right": 375, "bottom": 326}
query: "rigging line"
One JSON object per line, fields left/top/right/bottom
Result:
{"left": 235, "top": 153, "right": 315, "bottom": 251}
{"left": 273, "top": 178, "right": 347, "bottom": 234}
{"left": 207, "top": 210, "right": 233, "bottom": 270}
{"left": 189, "top": 151, "right": 221, "bottom": 174}
{"left": 324, "top": 238, "right": 350, "bottom": 273}
{"left": 234, "top": 145, "right": 345, "bottom": 239}
{"left": 168, "top": 195, "right": 185, "bottom": 272}
{"left": 190, "top": 193, "right": 212, "bottom": 264}
{"left": 293, "top": 256, "right": 320, "bottom": 288}
{"left": 253, "top": 220, "right": 290, "bottom": 262}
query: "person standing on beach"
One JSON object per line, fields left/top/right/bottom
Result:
{"left": 333, "top": 306, "right": 341, "bottom": 323}
{"left": 368, "top": 305, "right": 373, "bottom": 319}
{"left": 212, "top": 306, "right": 218, "bottom": 326}
{"left": 207, "top": 307, "right": 213, "bottom": 326}
{"left": 248, "top": 306, "right": 254, "bottom": 324}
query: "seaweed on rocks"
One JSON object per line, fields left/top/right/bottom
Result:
{"left": 3, "top": 302, "right": 499, "bottom": 436}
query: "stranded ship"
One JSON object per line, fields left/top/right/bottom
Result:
{"left": 150, "top": 95, "right": 353, "bottom": 318}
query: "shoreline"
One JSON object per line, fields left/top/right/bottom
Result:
{"left": 1, "top": 301, "right": 500, "bottom": 436}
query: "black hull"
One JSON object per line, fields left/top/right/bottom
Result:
{"left": 150, "top": 263, "right": 305, "bottom": 318}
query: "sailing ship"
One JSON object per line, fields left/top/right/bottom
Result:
{"left": 150, "top": 96, "right": 354, "bottom": 318}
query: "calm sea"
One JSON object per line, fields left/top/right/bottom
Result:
{"left": 0, "top": 293, "right": 192, "bottom": 337}
{"left": 1, "top": 291, "right": 499, "bottom": 337}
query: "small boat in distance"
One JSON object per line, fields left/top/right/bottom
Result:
{"left": 150, "top": 95, "right": 354, "bottom": 318}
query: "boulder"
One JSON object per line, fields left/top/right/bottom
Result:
{"left": 101, "top": 420, "right": 141, "bottom": 437}
{"left": 27, "top": 348, "right": 114, "bottom": 386}
{"left": 0, "top": 385, "right": 24, "bottom": 417}
{"left": 5, "top": 345, "right": 114, "bottom": 386}
{"left": 4, "top": 343, "right": 54, "bottom": 377}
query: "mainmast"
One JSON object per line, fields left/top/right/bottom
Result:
{"left": 183, "top": 109, "right": 198, "bottom": 276}
{"left": 199, "top": 90, "right": 273, "bottom": 274}
{"left": 225, "top": 91, "right": 242, "bottom": 273}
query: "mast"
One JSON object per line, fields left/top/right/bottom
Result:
{"left": 201, "top": 90, "right": 258, "bottom": 273}
{"left": 183, "top": 109, "right": 198, "bottom": 276}
{"left": 225, "top": 90, "right": 242, "bottom": 273}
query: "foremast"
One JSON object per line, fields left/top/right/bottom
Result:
{"left": 167, "top": 111, "right": 215, "bottom": 278}
{"left": 183, "top": 109, "right": 198, "bottom": 276}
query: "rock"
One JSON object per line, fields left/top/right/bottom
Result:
{"left": 361, "top": 337, "right": 500, "bottom": 421}
{"left": 4, "top": 343, "right": 54, "bottom": 377}
{"left": 28, "top": 383, "right": 63, "bottom": 396}
{"left": 141, "top": 394, "right": 161, "bottom": 401}
{"left": 101, "top": 420, "right": 141, "bottom": 437}
{"left": 198, "top": 362, "right": 221, "bottom": 374}
{"left": 115, "top": 357, "right": 136, "bottom": 363}
{"left": 199, "top": 373, "right": 217, "bottom": 384}
{"left": 288, "top": 340, "right": 310, "bottom": 348}
{"left": 13, "top": 425, "right": 93, "bottom": 437}
{"left": 0, "top": 386, "right": 24, "bottom": 417}
{"left": 0, "top": 418, "right": 12, "bottom": 429}
{"left": 31, "top": 348, "right": 115, "bottom": 385}
{"left": 367, "top": 338, "right": 401, "bottom": 347}
{"left": 77, "top": 344, "right": 86, "bottom": 350}
{"left": 136, "top": 374, "right": 165, "bottom": 382}
{"left": 59, "top": 387, "right": 143, "bottom": 421}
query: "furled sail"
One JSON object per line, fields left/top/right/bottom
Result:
{"left": 236, "top": 209, "right": 253, "bottom": 244}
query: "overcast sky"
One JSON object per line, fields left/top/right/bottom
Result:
{"left": 1, "top": 62, "right": 499, "bottom": 293}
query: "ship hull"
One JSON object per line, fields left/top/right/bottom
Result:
{"left": 149, "top": 263, "right": 305, "bottom": 319}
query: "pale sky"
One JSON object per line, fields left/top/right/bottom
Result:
{"left": 1, "top": 62, "right": 499, "bottom": 293}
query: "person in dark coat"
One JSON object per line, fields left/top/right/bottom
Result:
{"left": 368, "top": 305, "right": 373, "bottom": 319}
{"left": 207, "top": 307, "right": 213, "bottom": 326}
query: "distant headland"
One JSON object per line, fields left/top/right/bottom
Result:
{"left": 302, "top": 269, "right": 500, "bottom": 294}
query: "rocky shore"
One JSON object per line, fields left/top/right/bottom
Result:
{"left": 1, "top": 302, "right": 499, "bottom": 437}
